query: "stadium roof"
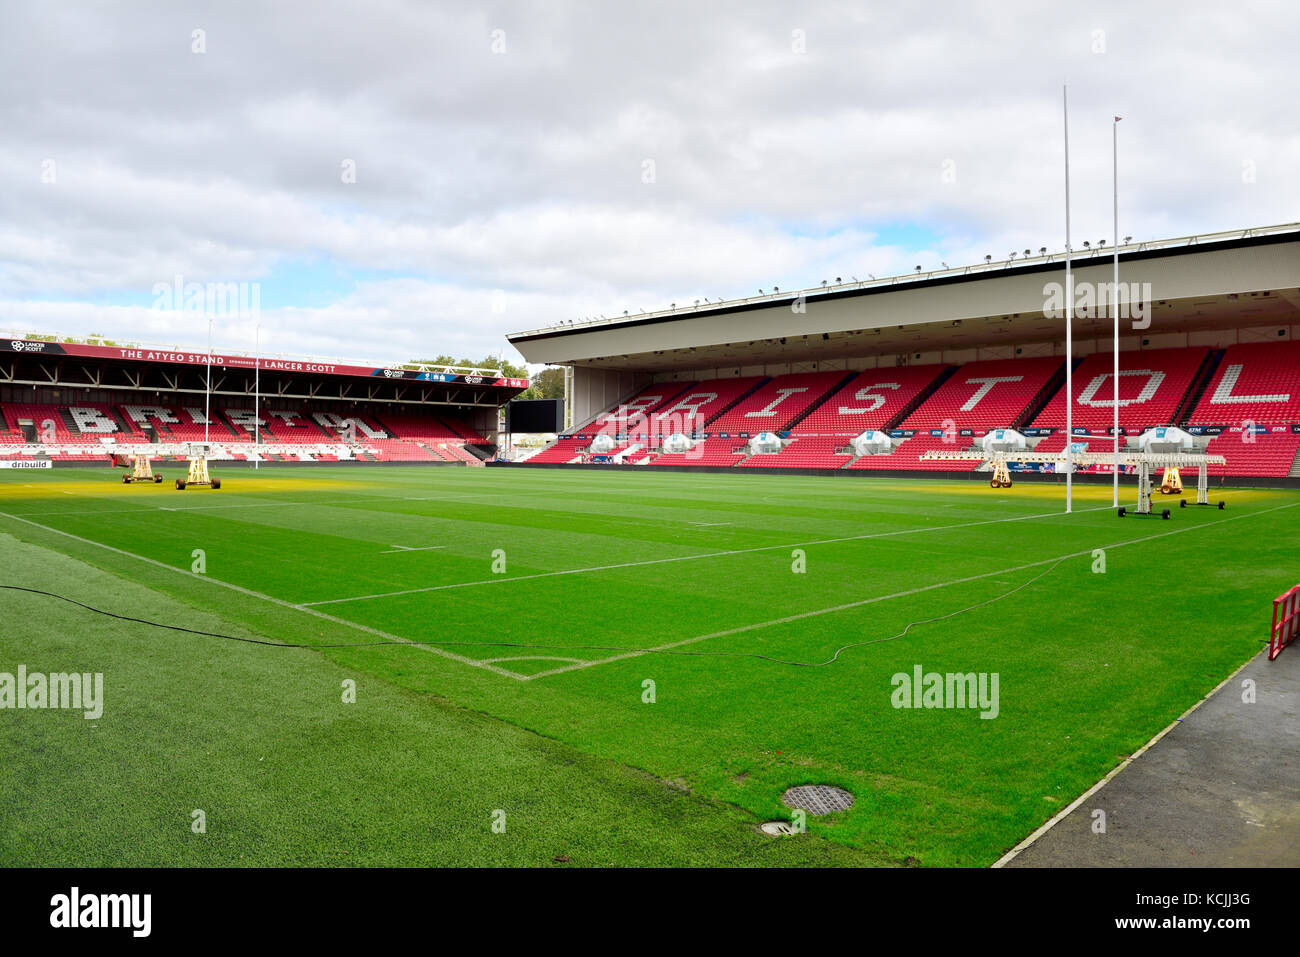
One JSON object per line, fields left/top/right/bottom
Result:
{"left": 508, "top": 222, "right": 1300, "bottom": 371}
{"left": 0, "top": 331, "right": 525, "bottom": 389}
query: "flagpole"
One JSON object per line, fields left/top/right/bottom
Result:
{"left": 255, "top": 322, "right": 261, "bottom": 471}
{"left": 1063, "top": 84, "right": 1073, "bottom": 513}
{"left": 1112, "top": 116, "right": 1122, "bottom": 506}
{"left": 205, "top": 316, "right": 212, "bottom": 446}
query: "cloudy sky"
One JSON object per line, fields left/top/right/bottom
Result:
{"left": 1, "top": 1, "right": 1295, "bottom": 370}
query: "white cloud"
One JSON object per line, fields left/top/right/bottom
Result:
{"left": 0, "top": 0, "right": 1295, "bottom": 367}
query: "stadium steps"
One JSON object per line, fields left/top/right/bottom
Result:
{"left": 781, "top": 370, "right": 859, "bottom": 431}
{"left": 701, "top": 377, "right": 772, "bottom": 429}
{"left": 368, "top": 412, "right": 397, "bottom": 437}
{"left": 104, "top": 406, "right": 137, "bottom": 436}
{"left": 1175, "top": 349, "right": 1225, "bottom": 427}
{"left": 882, "top": 365, "right": 957, "bottom": 431}
{"left": 437, "top": 415, "right": 475, "bottom": 441}
{"left": 1290, "top": 446, "right": 1300, "bottom": 479}
{"left": 211, "top": 410, "right": 243, "bottom": 438}
{"left": 1012, "top": 358, "right": 1072, "bottom": 431}
{"left": 560, "top": 381, "right": 683, "bottom": 435}
{"left": 125, "top": 407, "right": 175, "bottom": 441}
{"left": 300, "top": 415, "right": 337, "bottom": 440}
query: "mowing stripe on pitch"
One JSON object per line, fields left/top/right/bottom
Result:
{"left": 523, "top": 501, "right": 1300, "bottom": 679}
{"left": 0, "top": 509, "right": 529, "bottom": 681}
{"left": 298, "top": 504, "right": 1114, "bottom": 607}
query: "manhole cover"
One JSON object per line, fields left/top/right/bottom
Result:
{"left": 781, "top": 785, "right": 854, "bottom": 815}
{"left": 760, "top": 821, "right": 799, "bottom": 836}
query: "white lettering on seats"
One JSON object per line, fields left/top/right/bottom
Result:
{"left": 745, "top": 387, "right": 808, "bottom": 417}
{"left": 658, "top": 392, "right": 718, "bottom": 417}
{"left": 68, "top": 407, "right": 118, "bottom": 433}
{"left": 598, "top": 395, "right": 663, "bottom": 424}
{"left": 184, "top": 407, "right": 209, "bottom": 425}
{"left": 313, "top": 412, "right": 387, "bottom": 438}
{"left": 225, "top": 410, "right": 264, "bottom": 430}
{"left": 959, "top": 376, "right": 1023, "bottom": 412}
{"left": 124, "top": 406, "right": 179, "bottom": 425}
{"left": 1077, "top": 369, "right": 1164, "bottom": 407}
{"left": 1209, "top": 363, "right": 1290, "bottom": 405}
{"left": 267, "top": 410, "right": 302, "bottom": 427}
{"left": 840, "top": 382, "right": 899, "bottom": 415}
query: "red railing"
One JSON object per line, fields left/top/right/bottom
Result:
{"left": 1270, "top": 584, "right": 1300, "bottom": 660}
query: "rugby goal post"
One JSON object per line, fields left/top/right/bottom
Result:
{"left": 1269, "top": 584, "right": 1300, "bottom": 660}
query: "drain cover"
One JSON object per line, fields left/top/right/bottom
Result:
{"left": 760, "top": 821, "right": 799, "bottom": 836}
{"left": 781, "top": 785, "right": 854, "bottom": 815}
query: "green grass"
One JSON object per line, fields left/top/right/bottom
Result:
{"left": 1, "top": 464, "right": 1295, "bottom": 866}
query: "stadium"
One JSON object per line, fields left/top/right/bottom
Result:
{"left": 2, "top": 220, "right": 1298, "bottom": 877}
{"left": 3, "top": 8, "right": 1299, "bottom": 931}
{"left": 508, "top": 222, "right": 1300, "bottom": 485}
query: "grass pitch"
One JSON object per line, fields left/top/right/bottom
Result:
{"left": 1, "top": 464, "right": 1296, "bottom": 866}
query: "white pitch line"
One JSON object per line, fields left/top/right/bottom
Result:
{"left": 299, "top": 504, "right": 1114, "bottom": 607}
{"left": 2, "top": 494, "right": 430, "bottom": 519}
{"left": 690, "top": 521, "right": 731, "bottom": 527}
{"left": 989, "top": 652, "right": 1260, "bottom": 868}
{"left": 521, "top": 501, "right": 1300, "bottom": 680}
{"left": 381, "top": 545, "right": 447, "bottom": 553}
{"left": 0, "top": 509, "right": 527, "bottom": 681}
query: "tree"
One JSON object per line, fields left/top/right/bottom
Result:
{"left": 525, "top": 367, "right": 565, "bottom": 400}
{"left": 406, "top": 355, "right": 529, "bottom": 379}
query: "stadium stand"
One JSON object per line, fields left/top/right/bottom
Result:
{"left": 582, "top": 382, "right": 695, "bottom": 435}
{"left": 0, "top": 400, "right": 492, "bottom": 464}
{"left": 526, "top": 436, "right": 587, "bottom": 464}
{"left": 374, "top": 410, "right": 486, "bottom": 443}
{"left": 224, "top": 408, "right": 334, "bottom": 443}
{"left": 848, "top": 433, "right": 979, "bottom": 471}
{"left": 797, "top": 365, "right": 950, "bottom": 434}
{"left": 645, "top": 376, "right": 766, "bottom": 434}
{"left": 1204, "top": 431, "right": 1300, "bottom": 477}
{"left": 1032, "top": 347, "right": 1208, "bottom": 432}
{"left": 901, "top": 357, "right": 1063, "bottom": 430}
{"left": 738, "top": 433, "right": 852, "bottom": 469}
{"left": 1187, "top": 341, "right": 1300, "bottom": 426}
{"left": 650, "top": 436, "right": 748, "bottom": 466}
{"left": 706, "top": 371, "right": 849, "bottom": 433}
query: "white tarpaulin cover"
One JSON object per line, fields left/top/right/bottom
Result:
{"left": 851, "top": 430, "right": 892, "bottom": 456}
{"left": 981, "top": 429, "right": 1028, "bottom": 454}
{"left": 589, "top": 433, "right": 616, "bottom": 454}
{"left": 748, "top": 432, "right": 783, "bottom": 454}
{"left": 662, "top": 432, "right": 694, "bottom": 454}
{"left": 1138, "top": 426, "right": 1194, "bottom": 453}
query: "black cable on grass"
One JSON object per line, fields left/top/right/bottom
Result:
{"left": 0, "top": 560, "right": 1067, "bottom": 667}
